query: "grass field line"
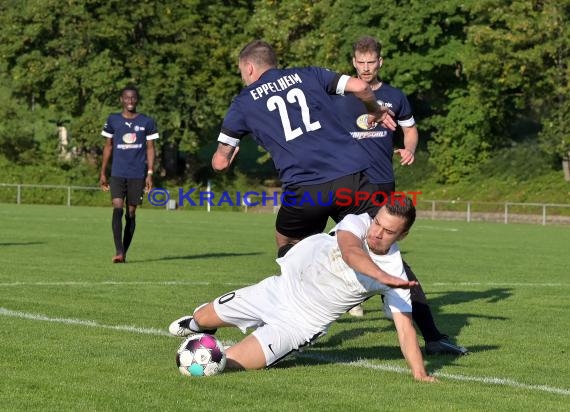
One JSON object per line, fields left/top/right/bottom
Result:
{"left": 0, "top": 281, "right": 252, "bottom": 287}
{"left": 300, "top": 354, "right": 570, "bottom": 396}
{"left": 0, "top": 280, "right": 567, "bottom": 288}
{"left": 415, "top": 225, "right": 459, "bottom": 232}
{"left": 432, "top": 281, "right": 568, "bottom": 287}
{"left": 2, "top": 306, "right": 569, "bottom": 396}
{"left": 0, "top": 307, "right": 171, "bottom": 337}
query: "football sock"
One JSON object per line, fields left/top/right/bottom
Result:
{"left": 112, "top": 208, "right": 124, "bottom": 255}
{"left": 189, "top": 319, "right": 202, "bottom": 332}
{"left": 277, "top": 243, "right": 295, "bottom": 258}
{"left": 412, "top": 301, "right": 444, "bottom": 342}
{"left": 123, "top": 212, "right": 136, "bottom": 255}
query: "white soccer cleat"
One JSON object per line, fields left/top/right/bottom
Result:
{"left": 169, "top": 316, "right": 196, "bottom": 337}
{"left": 168, "top": 316, "right": 217, "bottom": 337}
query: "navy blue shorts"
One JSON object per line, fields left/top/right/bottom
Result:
{"left": 276, "top": 172, "right": 378, "bottom": 239}
{"left": 109, "top": 177, "right": 145, "bottom": 206}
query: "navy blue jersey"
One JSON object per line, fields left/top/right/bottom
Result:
{"left": 332, "top": 83, "right": 414, "bottom": 184}
{"left": 218, "top": 67, "right": 370, "bottom": 188}
{"left": 101, "top": 113, "right": 159, "bottom": 179}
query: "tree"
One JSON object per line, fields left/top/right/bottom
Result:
{"left": 456, "top": 0, "right": 570, "bottom": 182}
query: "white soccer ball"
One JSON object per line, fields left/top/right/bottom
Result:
{"left": 176, "top": 334, "right": 227, "bottom": 377}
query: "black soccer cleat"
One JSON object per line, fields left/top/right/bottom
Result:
{"left": 168, "top": 316, "right": 217, "bottom": 337}
{"left": 425, "top": 336, "right": 469, "bottom": 356}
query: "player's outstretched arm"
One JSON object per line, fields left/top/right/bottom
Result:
{"left": 392, "top": 312, "right": 437, "bottom": 382}
{"left": 337, "top": 230, "right": 418, "bottom": 289}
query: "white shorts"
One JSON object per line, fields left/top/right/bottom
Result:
{"left": 212, "top": 276, "right": 326, "bottom": 367}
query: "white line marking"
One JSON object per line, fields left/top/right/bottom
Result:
{"left": 0, "top": 307, "right": 171, "bottom": 336}
{"left": 0, "top": 281, "right": 251, "bottom": 287}
{"left": 0, "top": 281, "right": 565, "bottom": 288}
{"left": 298, "top": 354, "right": 570, "bottom": 396}
{"left": 431, "top": 282, "right": 567, "bottom": 287}
{"left": 2, "top": 307, "right": 568, "bottom": 396}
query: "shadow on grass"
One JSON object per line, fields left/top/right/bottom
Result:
{"left": 128, "top": 251, "right": 263, "bottom": 263}
{"left": 284, "top": 288, "right": 512, "bottom": 370}
{"left": 274, "top": 345, "right": 409, "bottom": 370}
{"left": 0, "top": 241, "right": 45, "bottom": 247}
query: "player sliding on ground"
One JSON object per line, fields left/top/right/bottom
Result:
{"left": 169, "top": 197, "right": 436, "bottom": 382}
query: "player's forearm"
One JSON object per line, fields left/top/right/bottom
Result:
{"left": 100, "top": 147, "right": 112, "bottom": 176}
{"left": 146, "top": 146, "right": 155, "bottom": 172}
{"left": 354, "top": 88, "right": 380, "bottom": 114}
{"left": 212, "top": 143, "right": 237, "bottom": 172}
{"left": 403, "top": 127, "right": 419, "bottom": 154}
{"left": 342, "top": 246, "right": 403, "bottom": 286}
{"left": 394, "top": 313, "right": 430, "bottom": 380}
{"left": 345, "top": 78, "right": 380, "bottom": 113}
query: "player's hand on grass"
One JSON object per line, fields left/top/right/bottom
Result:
{"left": 414, "top": 373, "right": 438, "bottom": 383}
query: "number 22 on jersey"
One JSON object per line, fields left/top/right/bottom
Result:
{"left": 267, "top": 88, "right": 321, "bottom": 141}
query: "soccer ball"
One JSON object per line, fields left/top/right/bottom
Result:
{"left": 176, "top": 334, "right": 226, "bottom": 377}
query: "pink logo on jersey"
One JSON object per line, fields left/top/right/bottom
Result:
{"left": 122, "top": 133, "right": 137, "bottom": 144}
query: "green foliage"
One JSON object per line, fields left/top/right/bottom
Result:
{"left": 0, "top": 0, "right": 568, "bottom": 184}
{"left": 427, "top": 92, "right": 492, "bottom": 183}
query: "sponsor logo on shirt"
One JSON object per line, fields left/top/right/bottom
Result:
{"left": 117, "top": 143, "right": 143, "bottom": 150}
{"left": 122, "top": 133, "right": 137, "bottom": 144}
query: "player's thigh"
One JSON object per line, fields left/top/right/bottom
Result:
{"left": 212, "top": 280, "right": 278, "bottom": 333}
{"left": 225, "top": 334, "right": 267, "bottom": 370}
{"left": 275, "top": 186, "right": 332, "bottom": 239}
{"left": 126, "top": 178, "right": 145, "bottom": 206}
{"left": 251, "top": 324, "right": 299, "bottom": 368}
{"left": 252, "top": 323, "right": 326, "bottom": 368}
{"left": 331, "top": 172, "right": 380, "bottom": 221}
{"left": 109, "top": 176, "right": 127, "bottom": 202}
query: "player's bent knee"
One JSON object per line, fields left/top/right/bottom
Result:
{"left": 193, "top": 303, "right": 218, "bottom": 328}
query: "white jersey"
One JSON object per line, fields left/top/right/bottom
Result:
{"left": 277, "top": 215, "right": 411, "bottom": 330}
{"left": 212, "top": 213, "right": 411, "bottom": 366}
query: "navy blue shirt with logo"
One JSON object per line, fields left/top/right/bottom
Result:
{"left": 218, "top": 67, "right": 370, "bottom": 189}
{"left": 101, "top": 113, "right": 159, "bottom": 179}
{"left": 332, "top": 83, "right": 415, "bottom": 184}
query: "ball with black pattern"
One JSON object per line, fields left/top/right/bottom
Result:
{"left": 176, "top": 333, "right": 226, "bottom": 376}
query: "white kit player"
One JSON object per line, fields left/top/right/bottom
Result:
{"left": 169, "top": 197, "right": 436, "bottom": 382}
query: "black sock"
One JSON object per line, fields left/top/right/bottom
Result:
{"left": 112, "top": 208, "right": 124, "bottom": 255}
{"left": 277, "top": 243, "right": 295, "bottom": 258}
{"left": 123, "top": 212, "right": 136, "bottom": 255}
{"left": 412, "top": 301, "right": 444, "bottom": 342}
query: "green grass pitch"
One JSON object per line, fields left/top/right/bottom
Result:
{"left": 0, "top": 204, "right": 568, "bottom": 411}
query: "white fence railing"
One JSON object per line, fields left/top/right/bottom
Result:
{"left": 416, "top": 199, "right": 570, "bottom": 225}
{"left": 1, "top": 183, "right": 569, "bottom": 225}
{"left": 0, "top": 183, "right": 102, "bottom": 207}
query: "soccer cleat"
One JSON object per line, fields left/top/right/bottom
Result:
{"left": 425, "top": 336, "right": 469, "bottom": 356}
{"left": 112, "top": 254, "right": 125, "bottom": 263}
{"left": 168, "top": 316, "right": 217, "bottom": 337}
{"left": 348, "top": 304, "right": 364, "bottom": 317}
